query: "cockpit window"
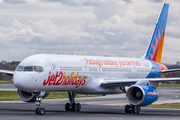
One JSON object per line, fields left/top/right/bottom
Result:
{"left": 16, "top": 66, "right": 24, "bottom": 71}
{"left": 16, "top": 65, "right": 44, "bottom": 72}
{"left": 24, "top": 66, "right": 33, "bottom": 71}
{"left": 39, "top": 66, "right": 44, "bottom": 72}
{"left": 34, "top": 66, "right": 44, "bottom": 72}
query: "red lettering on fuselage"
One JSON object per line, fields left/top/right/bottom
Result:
{"left": 84, "top": 58, "right": 141, "bottom": 67}
{"left": 43, "top": 71, "right": 86, "bottom": 88}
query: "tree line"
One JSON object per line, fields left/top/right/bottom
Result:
{"left": 0, "top": 61, "right": 20, "bottom": 80}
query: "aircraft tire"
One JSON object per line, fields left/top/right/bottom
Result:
{"left": 65, "top": 103, "right": 70, "bottom": 111}
{"left": 132, "top": 106, "right": 136, "bottom": 113}
{"left": 125, "top": 105, "right": 130, "bottom": 113}
{"left": 77, "top": 103, "right": 81, "bottom": 111}
{"left": 137, "top": 106, "right": 140, "bottom": 113}
{"left": 39, "top": 108, "right": 45, "bottom": 115}
{"left": 72, "top": 103, "right": 77, "bottom": 111}
{"left": 132, "top": 106, "right": 140, "bottom": 114}
{"left": 35, "top": 107, "right": 39, "bottom": 115}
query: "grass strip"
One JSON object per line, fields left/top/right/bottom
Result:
{"left": 46, "top": 92, "right": 97, "bottom": 99}
{"left": 0, "top": 91, "right": 19, "bottom": 101}
{"left": 159, "top": 83, "right": 180, "bottom": 87}
{"left": 0, "top": 91, "right": 97, "bottom": 101}
{"left": 0, "top": 80, "right": 13, "bottom": 84}
{"left": 147, "top": 103, "right": 180, "bottom": 109}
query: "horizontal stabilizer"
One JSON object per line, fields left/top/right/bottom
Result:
{"left": 162, "top": 69, "right": 180, "bottom": 73}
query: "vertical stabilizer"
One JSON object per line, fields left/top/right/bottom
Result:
{"left": 144, "top": 3, "right": 169, "bottom": 63}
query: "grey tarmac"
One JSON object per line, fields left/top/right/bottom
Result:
{"left": 1, "top": 85, "right": 180, "bottom": 119}
{"left": 0, "top": 103, "right": 180, "bottom": 120}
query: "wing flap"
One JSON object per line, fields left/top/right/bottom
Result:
{"left": 100, "top": 80, "right": 136, "bottom": 88}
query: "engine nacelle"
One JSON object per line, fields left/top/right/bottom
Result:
{"left": 126, "top": 84, "right": 158, "bottom": 106}
{"left": 17, "top": 89, "right": 49, "bottom": 102}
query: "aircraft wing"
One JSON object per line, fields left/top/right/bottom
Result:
{"left": 0, "top": 69, "right": 15, "bottom": 75}
{"left": 100, "top": 77, "right": 180, "bottom": 88}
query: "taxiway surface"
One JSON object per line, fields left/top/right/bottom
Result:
{"left": 0, "top": 103, "right": 180, "bottom": 120}
{"left": 1, "top": 85, "right": 180, "bottom": 119}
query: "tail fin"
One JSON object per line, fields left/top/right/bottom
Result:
{"left": 144, "top": 3, "right": 169, "bottom": 63}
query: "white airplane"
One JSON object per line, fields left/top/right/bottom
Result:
{"left": 1, "top": 3, "right": 180, "bottom": 115}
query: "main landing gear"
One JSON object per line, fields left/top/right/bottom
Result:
{"left": 125, "top": 105, "right": 140, "bottom": 114}
{"left": 35, "top": 92, "right": 46, "bottom": 115}
{"left": 65, "top": 91, "right": 81, "bottom": 111}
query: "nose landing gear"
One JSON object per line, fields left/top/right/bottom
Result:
{"left": 35, "top": 92, "right": 46, "bottom": 115}
{"left": 35, "top": 107, "right": 45, "bottom": 115}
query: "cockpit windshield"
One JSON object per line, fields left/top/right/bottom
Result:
{"left": 16, "top": 66, "right": 24, "bottom": 71}
{"left": 34, "top": 66, "right": 44, "bottom": 72}
{"left": 16, "top": 65, "right": 44, "bottom": 72}
{"left": 24, "top": 66, "right": 33, "bottom": 71}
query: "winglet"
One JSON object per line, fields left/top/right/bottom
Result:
{"left": 144, "top": 3, "right": 169, "bottom": 63}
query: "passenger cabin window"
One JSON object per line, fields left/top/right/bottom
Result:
{"left": 89, "top": 67, "right": 97, "bottom": 71}
{"left": 16, "top": 66, "right": 44, "bottom": 72}
{"left": 60, "top": 67, "right": 82, "bottom": 71}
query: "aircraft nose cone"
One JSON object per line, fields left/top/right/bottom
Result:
{"left": 13, "top": 73, "right": 31, "bottom": 90}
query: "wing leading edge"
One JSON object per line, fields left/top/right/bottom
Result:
{"left": 100, "top": 77, "right": 180, "bottom": 88}
{"left": 0, "top": 69, "right": 15, "bottom": 75}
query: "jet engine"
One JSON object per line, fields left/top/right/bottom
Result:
{"left": 126, "top": 84, "right": 158, "bottom": 106}
{"left": 17, "top": 89, "right": 49, "bottom": 102}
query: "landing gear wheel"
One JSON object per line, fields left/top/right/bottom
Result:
{"left": 77, "top": 103, "right": 81, "bottom": 111}
{"left": 125, "top": 105, "right": 140, "bottom": 114}
{"left": 65, "top": 103, "right": 70, "bottom": 111}
{"left": 132, "top": 106, "right": 137, "bottom": 113}
{"left": 39, "top": 108, "right": 45, "bottom": 115}
{"left": 35, "top": 108, "right": 39, "bottom": 115}
{"left": 72, "top": 103, "right": 77, "bottom": 111}
{"left": 137, "top": 106, "right": 140, "bottom": 113}
{"left": 133, "top": 106, "right": 140, "bottom": 113}
{"left": 125, "top": 105, "right": 130, "bottom": 113}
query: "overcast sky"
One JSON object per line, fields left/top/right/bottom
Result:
{"left": 0, "top": 0, "right": 180, "bottom": 64}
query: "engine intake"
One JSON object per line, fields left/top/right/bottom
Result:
{"left": 17, "top": 89, "right": 49, "bottom": 102}
{"left": 126, "top": 84, "right": 158, "bottom": 106}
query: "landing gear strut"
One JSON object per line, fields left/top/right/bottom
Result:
{"left": 65, "top": 91, "right": 81, "bottom": 111}
{"left": 35, "top": 92, "right": 46, "bottom": 115}
{"left": 125, "top": 105, "right": 140, "bottom": 114}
